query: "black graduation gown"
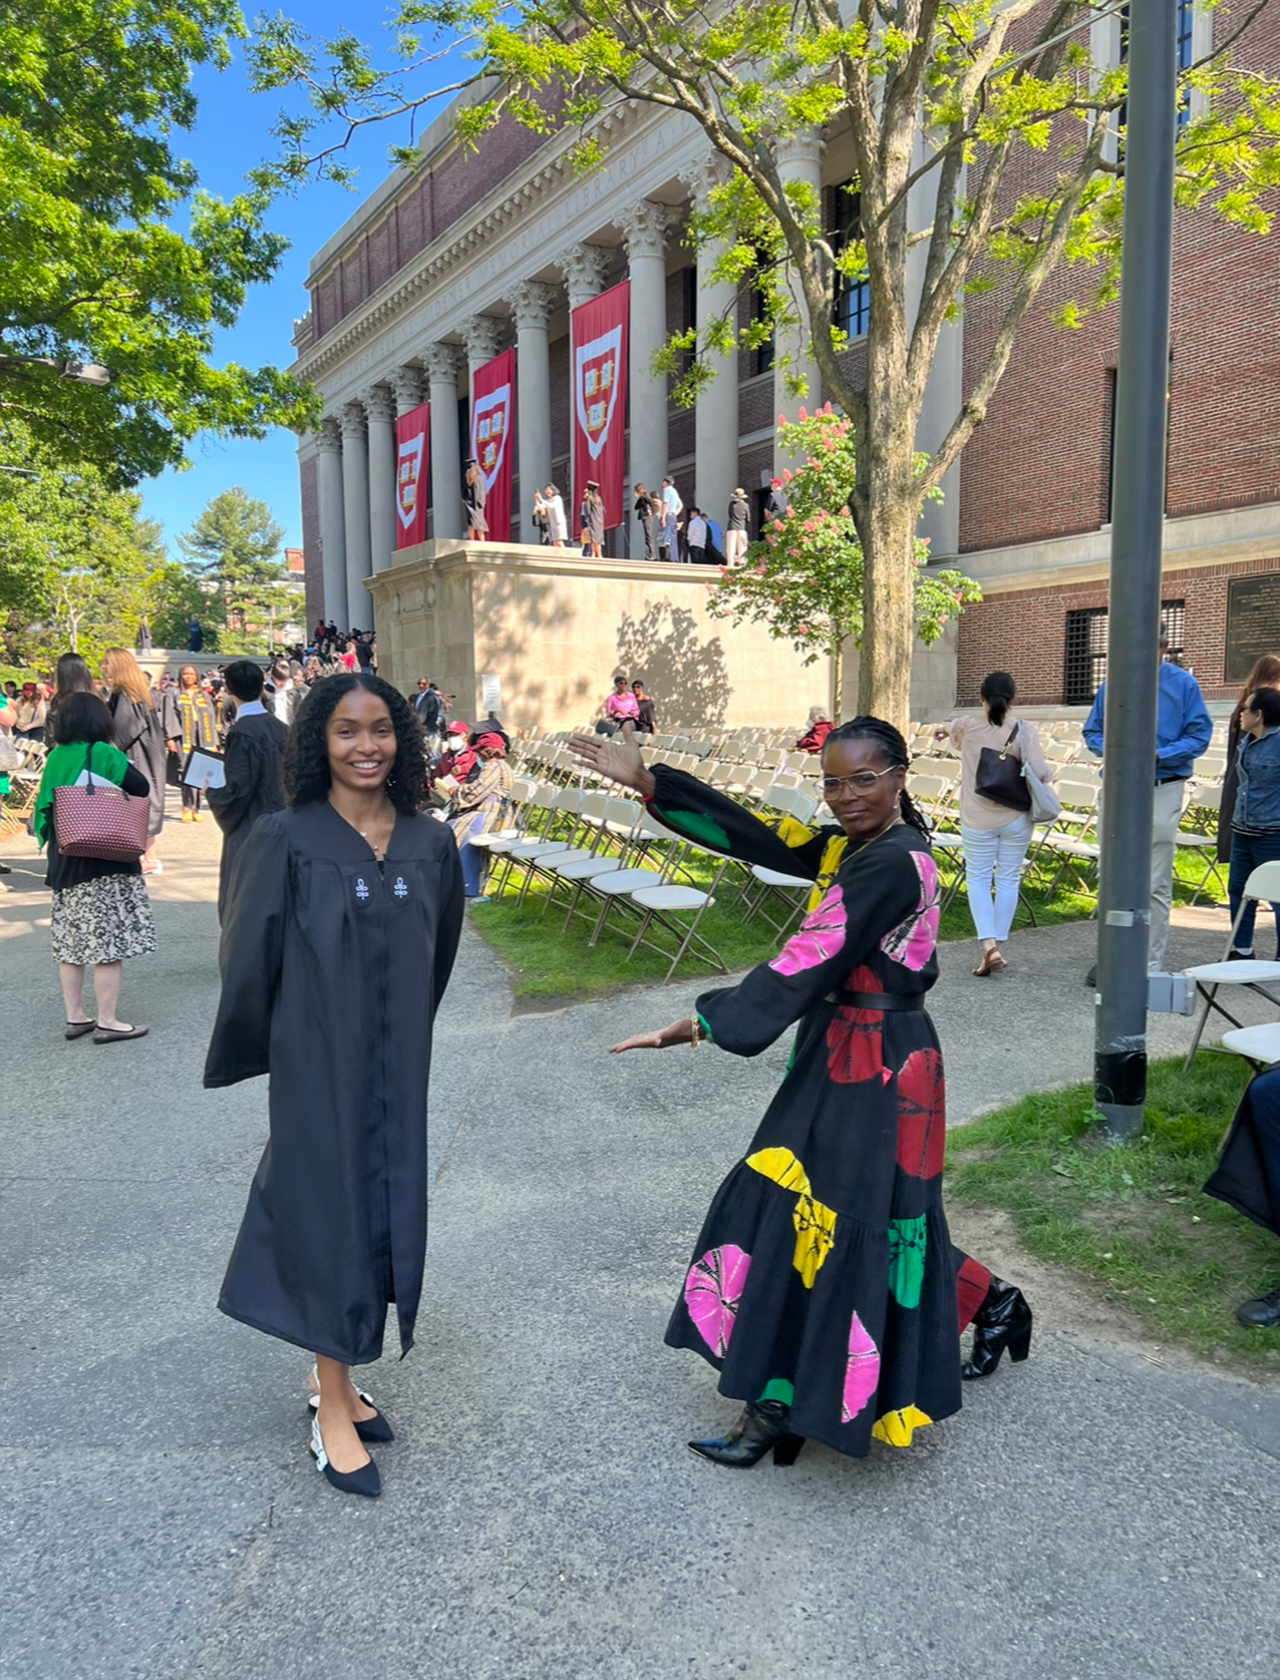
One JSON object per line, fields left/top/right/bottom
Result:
{"left": 109, "top": 694, "right": 168, "bottom": 838}
{"left": 1203, "top": 1065, "right": 1280, "bottom": 1235}
{"left": 206, "top": 710, "right": 289, "bottom": 920}
{"left": 204, "top": 802, "right": 465, "bottom": 1365}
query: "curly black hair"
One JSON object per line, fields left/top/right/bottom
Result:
{"left": 284, "top": 673, "right": 429, "bottom": 814}
{"left": 824, "top": 715, "right": 931, "bottom": 838}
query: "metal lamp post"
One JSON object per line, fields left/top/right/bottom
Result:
{"left": 1093, "top": 0, "right": 1179, "bottom": 1142}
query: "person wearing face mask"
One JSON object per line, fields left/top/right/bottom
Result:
{"left": 568, "top": 718, "right": 1030, "bottom": 1471}
{"left": 204, "top": 672, "right": 464, "bottom": 1501}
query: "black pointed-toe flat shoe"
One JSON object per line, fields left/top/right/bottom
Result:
{"left": 306, "top": 1390, "right": 394, "bottom": 1444}
{"left": 688, "top": 1400, "right": 806, "bottom": 1468}
{"left": 309, "top": 1414, "right": 381, "bottom": 1498}
{"left": 962, "top": 1275, "right": 1033, "bottom": 1379}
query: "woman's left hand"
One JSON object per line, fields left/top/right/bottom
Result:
{"left": 609, "top": 1017, "right": 694, "bottom": 1053}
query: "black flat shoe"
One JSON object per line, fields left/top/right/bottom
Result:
{"left": 688, "top": 1400, "right": 806, "bottom": 1468}
{"left": 1236, "top": 1284, "right": 1280, "bottom": 1328}
{"left": 64, "top": 1019, "right": 96, "bottom": 1040}
{"left": 307, "top": 1391, "right": 394, "bottom": 1444}
{"left": 962, "top": 1275, "right": 1033, "bottom": 1379}
{"left": 309, "top": 1414, "right": 381, "bottom": 1498}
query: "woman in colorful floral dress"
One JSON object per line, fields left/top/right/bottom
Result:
{"left": 569, "top": 718, "right": 1032, "bottom": 1467}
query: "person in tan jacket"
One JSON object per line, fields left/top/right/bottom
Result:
{"left": 939, "top": 673, "right": 1054, "bottom": 977}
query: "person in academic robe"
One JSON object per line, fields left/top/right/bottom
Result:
{"left": 1204, "top": 1065, "right": 1280, "bottom": 1328}
{"left": 463, "top": 458, "right": 488, "bottom": 539}
{"left": 204, "top": 672, "right": 465, "bottom": 1499}
{"left": 172, "top": 665, "right": 219, "bottom": 821}
{"left": 102, "top": 648, "right": 170, "bottom": 875}
{"left": 206, "top": 660, "right": 289, "bottom": 921}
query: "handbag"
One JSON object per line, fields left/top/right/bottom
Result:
{"left": 53, "top": 743, "right": 149, "bottom": 863}
{"left": 1019, "top": 722, "right": 1062, "bottom": 825}
{"left": 0, "top": 736, "right": 19, "bottom": 774}
{"left": 975, "top": 724, "right": 1032, "bottom": 812}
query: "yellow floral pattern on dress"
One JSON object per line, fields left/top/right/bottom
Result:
{"left": 807, "top": 834, "right": 849, "bottom": 911}
{"left": 871, "top": 1405, "right": 934, "bottom": 1448}
{"left": 767, "top": 814, "right": 819, "bottom": 851}
{"left": 746, "top": 1148, "right": 837, "bottom": 1287}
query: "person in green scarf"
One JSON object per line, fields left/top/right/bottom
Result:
{"left": 34, "top": 691, "right": 155, "bottom": 1043}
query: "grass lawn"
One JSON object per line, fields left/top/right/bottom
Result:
{"left": 946, "top": 1053, "right": 1280, "bottom": 1371}
{"left": 467, "top": 824, "right": 1224, "bottom": 1000}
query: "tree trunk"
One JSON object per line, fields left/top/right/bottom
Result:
{"left": 856, "top": 442, "right": 918, "bottom": 735}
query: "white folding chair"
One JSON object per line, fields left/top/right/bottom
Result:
{"left": 1220, "top": 1023, "right": 1280, "bottom": 1070}
{"left": 1183, "top": 860, "right": 1280, "bottom": 1066}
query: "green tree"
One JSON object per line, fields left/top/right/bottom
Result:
{"left": 249, "top": 0, "right": 1280, "bottom": 727}
{"left": 0, "top": 0, "right": 318, "bottom": 487}
{"left": 178, "top": 485, "right": 286, "bottom": 640}
{"left": 710, "top": 407, "right": 980, "bottom": 713}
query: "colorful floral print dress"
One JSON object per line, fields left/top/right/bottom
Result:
{"left": 647, "top": 767, "right": 992, "bottom": 1457}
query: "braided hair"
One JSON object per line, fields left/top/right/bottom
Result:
{"left": 824, "top": 715, "right": 932, "bottom": 838}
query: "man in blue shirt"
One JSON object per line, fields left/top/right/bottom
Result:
{"left": 1083, "top": 634, "right": 1212, "bottom": 974}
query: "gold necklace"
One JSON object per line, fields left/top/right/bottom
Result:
{"left": 848, "top": 816, "right": 904, "bottom": 856}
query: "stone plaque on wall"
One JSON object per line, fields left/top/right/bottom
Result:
{"left": 1225, "top": 575, "right": 1280, "bottom": 683}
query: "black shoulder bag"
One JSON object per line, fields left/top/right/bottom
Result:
{"left": 975, "top": 724, "right": 1032, "bottom": 811}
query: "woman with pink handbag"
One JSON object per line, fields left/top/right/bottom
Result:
{"left": 32, "top": 692, "right": 154, "bottom": 1043}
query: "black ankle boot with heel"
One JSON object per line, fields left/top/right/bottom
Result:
{"left": 688, "top": 1399, "right": 806, "bottom": 1468}
{"left": 962, "top": 1275, "right": 1033, "bottom": 1379}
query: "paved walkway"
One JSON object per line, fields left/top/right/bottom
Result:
{"left": 2, "top": 813, "right": 1279, "bottom": 1680}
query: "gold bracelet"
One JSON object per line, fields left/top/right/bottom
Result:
{"left": 690, "top": 1017, "right": 702, "bottom": 1048}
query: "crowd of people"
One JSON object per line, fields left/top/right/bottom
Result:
{"left": 520, "top": 479, "right": 762, "bottom": 565}
{"left": 7, "top": 635, "right": 1280, "bottom": 1502}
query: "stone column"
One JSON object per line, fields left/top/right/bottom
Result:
{"left": 682, "top": 159, "right": 739, "bottom": 529}
{"left": 340, "top": 400, "right": 372, "bottom": 630}
{"left": 424, "top": 342, "right": 465, "bottom": 540}
{"left": 363, "top": 385, "right": 397, "bottom": 575}
{"left": 316, "top": 417, "right": 348, "bottom": 629}
{"left": 389, "top": 366, "right": 424, "bottom": 418}
{"left": 620, "top": 202, "right": 674, "bottom": 510}
{"left": 559, "top": 242, "right": 610, "bottom": 312}
{"left": 509, "top": 281, "right": 557, "bottom": 541}
{"left": 460, "top": 314, "right": 504, "bottom": 384}
{"left": 773, "top": 127, "right": 825, "bottom": 471}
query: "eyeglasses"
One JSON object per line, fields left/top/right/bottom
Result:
{"left": 821, "top": 766, "right": 903, "bottom": 797}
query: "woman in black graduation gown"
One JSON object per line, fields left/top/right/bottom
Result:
{"left": 570, "top": 718, "right": 1032, "bottom": 1468}
{"left": 205, "top": 673, "right": 465, "bottom": 1498}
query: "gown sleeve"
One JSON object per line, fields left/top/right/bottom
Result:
{"left": 694, "top": 840, "right": 923, "bottom": 1057}
{"left": 206, "top": 728, "right": 253, "bottom": 834}
{"left": 646, "top": 764, "right": 835, "bottom": 880}
{"left": 203, "top": 814, "right": 290, "bottom": 1087}
{"left": 433, "top": 836, "right": 466, "bottom": 1015}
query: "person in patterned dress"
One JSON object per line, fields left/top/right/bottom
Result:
{"left": 569, "top": 718, "right": 1032, "bottom": 1467}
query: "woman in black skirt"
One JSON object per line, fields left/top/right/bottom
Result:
{"left": 205, "top": 674, "right": 465, "bottom": 1499}
{"left": 570, "top": 718, "right": 1032, "bottom": 1467}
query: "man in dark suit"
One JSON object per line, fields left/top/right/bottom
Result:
{"left": 207, "top": 659, "right": 289, "bottom": 921}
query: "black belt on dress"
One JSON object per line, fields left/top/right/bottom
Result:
{"left": 824, "top": 989, "right": 924, "bottom": 1012}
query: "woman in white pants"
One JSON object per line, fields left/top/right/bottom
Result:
{"left": 942, "top": 673, "right": 1054, "bottom": 977}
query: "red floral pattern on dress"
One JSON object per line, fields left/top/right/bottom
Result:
{"left": 895, "top": 1047, "right": 946, "bottom": 1179}
{"left": 956, "top": 1255, "right": 992, "bottom": 1331}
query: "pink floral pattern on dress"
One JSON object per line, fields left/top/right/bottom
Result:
{"left": 842, "top": 1310, "right": 881, "bottom": 1423}
{"left": 879, "top": 851, "right": 940, "bottom": 971}
{"left": 684, "top": 1244, "right": 752, "bottom": 1357}
{"left": 769, "top": 883, "right": 847, "bottom": 976}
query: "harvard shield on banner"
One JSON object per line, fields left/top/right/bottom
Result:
{"left": 571, "top": 280, "right": 629, "bottom": 531}
{"left": 394, "top": 403, "right": 429, "bottom": 548}
{"left": 470, "top": 347, "right": 515, "bottom": 542}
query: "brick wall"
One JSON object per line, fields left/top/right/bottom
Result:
{"left": 957, "top": 556, "right": 1280, "bottom": 706}
{"left": 300, "top": 455, "right": 323, "bottom": 631}
{"left": 960, "top": 2, "right": 1280, "bottom": 554}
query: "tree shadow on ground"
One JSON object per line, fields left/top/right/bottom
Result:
{"left": 616, "top": 601, "right": 731, "bottom": 730}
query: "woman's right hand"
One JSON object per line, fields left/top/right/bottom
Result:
{"left": 609, "top": 1018, "right": 694, "bottom": 1053}
{"left": 568, "top": 722, "right": 655, "bottom": 798}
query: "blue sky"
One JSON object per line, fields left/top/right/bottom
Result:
{"left": 140, "top": 5, "right": 461, "bottom": 553}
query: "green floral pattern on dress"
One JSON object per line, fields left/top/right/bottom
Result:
{"left": 888, "top": 1216, "right": 927, "bottom": 1309}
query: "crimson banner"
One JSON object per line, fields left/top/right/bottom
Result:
{"left": 571, "top": 279, "right": 629, "bottom": 532}
{"left": 470, "top": 347, "right": 515, "bottom": 543}
{"left": 394, "top": 402, "right": 430, "bottom": 549}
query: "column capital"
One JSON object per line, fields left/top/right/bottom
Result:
{"left": 388, "top": 367, "right": 424, "bottom": 414}
{"left": 459, "top": 314, "right": 504, "bottom": 367}
{"left": 317, "top": 416, "right": 343, "bottom": 453}
{"left": 772, "top": 126, "right": 825, "bottom": 173}
{"left": 339, "top": 400, "right": 367, "bottom": 441}
{"left": 620, "top": 200, "right": 677, "bottom": 260}
{"left": 423, "top": 340, "right": 466, "bottom": 386}
{"left": 361, "top": 384, "right": 397, "bottom": 424}
{"left": 508, "top": 280, "right": 558, "bottom": 331}
{"left": 679, "top": 155, "right": 732, "bottom": 214}
{"left": 558, "top": 242, "right": 611, "bottom": 311}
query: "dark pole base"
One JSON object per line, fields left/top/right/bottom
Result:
{"left": 1094, "top": 1098, "right": 1145, "bottom": 1143}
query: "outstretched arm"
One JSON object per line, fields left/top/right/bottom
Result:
{"left": 569, "top": 725, "right": 833, "bottom": 879}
